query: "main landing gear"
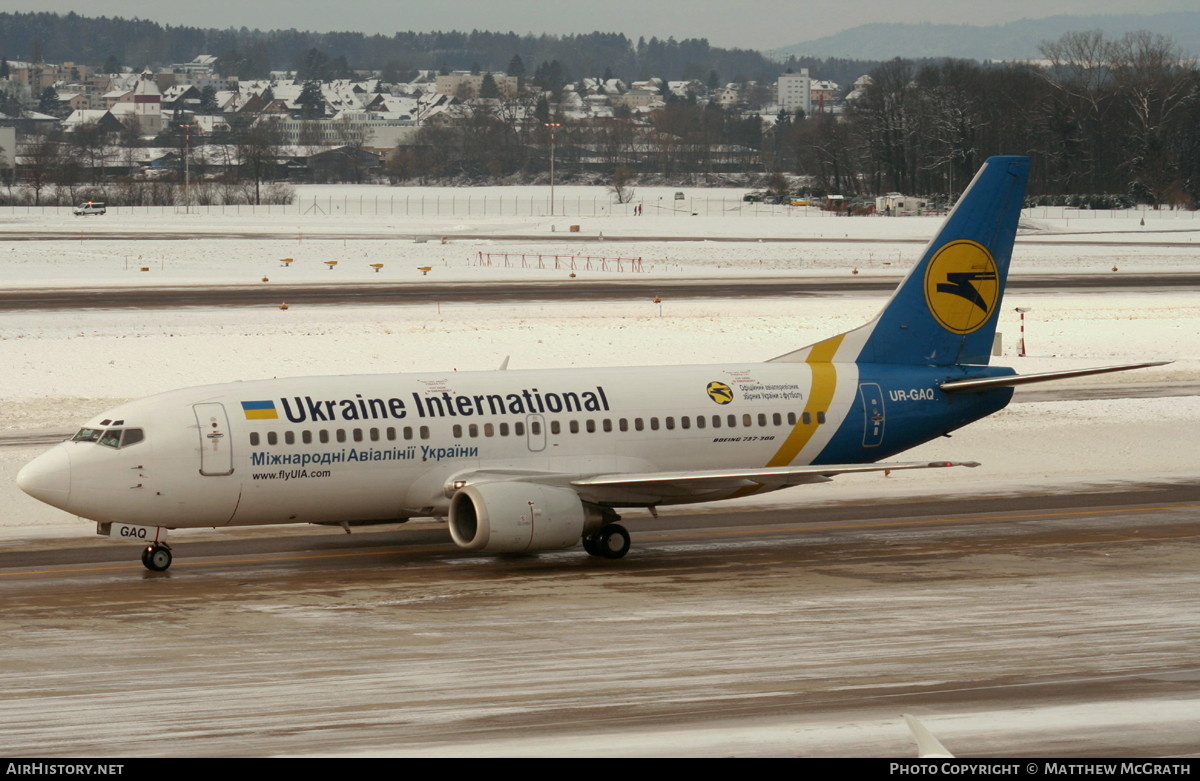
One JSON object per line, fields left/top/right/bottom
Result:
{"left": 141, "top": 543, "right": 173, "bottom": 572}
{"left": 582, "top": 523, "right": 631, "bottom": 559}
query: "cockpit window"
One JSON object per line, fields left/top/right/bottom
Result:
{"left": 77, "top": 427, "right": 145, "bottom": 449}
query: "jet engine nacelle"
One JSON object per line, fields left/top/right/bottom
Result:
{"left": 448, "top": 482, "right": 589, "bottom": 553}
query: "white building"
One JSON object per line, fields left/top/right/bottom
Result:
{"left": 776, "top": 69, "right": 812, "bottom": 117}
{"left": 132, "top": 71, "right": 163, "bottom": 135}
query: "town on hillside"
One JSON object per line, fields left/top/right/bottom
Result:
{"left": 0, "top": 54, "right": 846, "bottom": 204}
{"left": 1, "top": 27, "right": 1198, "bottom": 210}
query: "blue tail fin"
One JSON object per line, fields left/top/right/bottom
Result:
{"left": 771, "top": 155, "right": 1030, "bottom": 367}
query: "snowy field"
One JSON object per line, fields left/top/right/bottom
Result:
{"left": 1, "top": 182, "right": 1197, "bottom": 539}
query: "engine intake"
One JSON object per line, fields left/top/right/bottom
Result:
{"left": 448, "top": 482, "right": 588, "bottom": 553}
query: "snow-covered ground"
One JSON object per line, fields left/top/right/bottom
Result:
{"left": 1, "top": 183, "right": 1197, "bottom": 538}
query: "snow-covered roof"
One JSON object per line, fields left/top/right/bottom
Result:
{"left": 133, "top": 72, "right": 161, "bottom": 98}
{"left": 62, "top": 109, "right": 114, "bottom": 127}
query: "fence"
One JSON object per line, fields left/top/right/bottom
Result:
{"left": 0, "top": 195, "right": 816, "bottom": 219}
{"left": 1, "top": 197, "right": 1195, "bottom": 221}
{"left": 477, "top": 252, "right": 645, "bottom": 273}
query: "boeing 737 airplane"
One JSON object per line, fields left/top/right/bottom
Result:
{"left": 17, "top": 156, "right": 1164, "bottom": 571}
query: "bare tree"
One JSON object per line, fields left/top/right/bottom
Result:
{"left": 1109, "top": 31, "right": 1199, "bottom": 206}
{"left": 1038, "top": 30, "right": 1122, "bottom": 193}
{"left": 234, "top": 117, "right": 283, "bottom": 205}
{"left": 70, "top": 121, "right": 112, "bottom": 184}
{"left": 609, "top": 165, "right": 635, "bottom": 203}
{"left": 22, "top": 135, "right": 63, "bottom": 205}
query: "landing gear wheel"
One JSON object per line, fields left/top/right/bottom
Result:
{"left": 582, "top": 533, "right": 602, "bottom": 556}
{"left": 142, "top": 544, "right": 173, "bottom": 572}
{"left": 598, "top": 524, "right": 631, "bottom": 559}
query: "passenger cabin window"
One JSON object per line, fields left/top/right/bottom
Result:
{"left": 250, "top": 432, "right": 260, "bottom": 446}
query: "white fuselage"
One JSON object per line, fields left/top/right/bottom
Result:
{"left": 23, "top": 359, "right": 906, "bottom": 530}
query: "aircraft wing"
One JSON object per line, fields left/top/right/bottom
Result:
{"left": 568, "top": 461, "right": 979, "bottom": 504}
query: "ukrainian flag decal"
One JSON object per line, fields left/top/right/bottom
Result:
{"left": 241, "top": 400, "right": 279, "bottom": 420}
{"left": 706, "top": 381, "right": 734, "bottom": 405}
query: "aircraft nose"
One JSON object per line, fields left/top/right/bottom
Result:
{"left": 17, "top": 445, "right": 72, "bottom": 509}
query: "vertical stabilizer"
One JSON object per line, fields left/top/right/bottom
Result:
{"left": 771, "top": 156, "right": 1030, "bottom": 367}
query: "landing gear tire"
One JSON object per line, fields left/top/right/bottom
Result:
{"left": 582, "top": 533, "right": 602, "bottom": 556}
{"left": 142, "top": 544, "right": 173, "bottom": 572}
{"left": 598, "top": 524, "right": 631, "bottom": 559}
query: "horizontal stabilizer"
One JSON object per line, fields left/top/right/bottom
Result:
{"left": 940, "top": 361, "right": 1171, "bottom": 393}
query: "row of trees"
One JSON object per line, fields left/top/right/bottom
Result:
{"left": 386, "top": 32, "right": 1200, "bottom": 207}
{"left": 801, "top": 31, "right": 1200, "bottom": 205}
{"left": 0, "top": 12, "right": 825, "bottom": 85}
{"left": 388, "top": 95, "right": 772, "bottom": 183}
{"left": 9, "top": 116, "right": 293, "bottom": 206}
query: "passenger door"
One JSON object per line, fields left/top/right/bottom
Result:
{"left": 194, "top": 402, "right": 235, "bottom": 475}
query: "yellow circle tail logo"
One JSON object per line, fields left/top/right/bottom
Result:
{"left": 923, "top": 240, "right": 1000, "bottom": 335}
{"left": 706, "top": 381, "right": 734, "bottom": 405}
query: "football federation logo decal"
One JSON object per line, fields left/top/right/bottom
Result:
{"left": 706, "top": 381, "right": 734, "bottom": 405}
{"left": 923, "top": 240, "right": 999, "bottom": 335}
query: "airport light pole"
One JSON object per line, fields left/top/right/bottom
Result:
{"left": 179, "top": 122, "right": 194, "bottom": 213}
{"left": 544, "top": 122, "right": 561, "bottom": 216}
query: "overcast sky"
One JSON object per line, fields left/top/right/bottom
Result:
{"left": 0, "top": 0, "right": 1196, "bottom": 51}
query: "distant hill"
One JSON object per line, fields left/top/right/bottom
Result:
{"left": 770, "top": 13, "right": 1200, "bottom": 61}
{"left": 0, "top": 11, "right": 785, "bottom": 84}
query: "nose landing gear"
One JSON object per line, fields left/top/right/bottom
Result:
{"left": 141, "top": 543, "right": 173, "bottom": 572}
